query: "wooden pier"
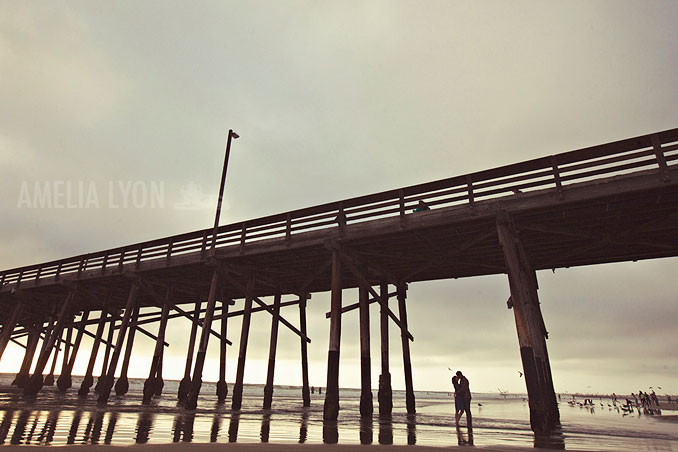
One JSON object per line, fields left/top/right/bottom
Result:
{"left": 1, "top": 128, "right": 677, "bottom": 435}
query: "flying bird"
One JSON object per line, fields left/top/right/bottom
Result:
{"left": 518, "top": 371, "right": 523, "bottom": 378}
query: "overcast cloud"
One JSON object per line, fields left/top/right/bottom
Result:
{"left": 1, "top": 0, "right": 677, "bottom": 395}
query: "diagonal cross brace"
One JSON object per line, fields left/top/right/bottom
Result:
{"left": 325, "top": 291, "right": 398, "bottom": 318}
{"left": 337, "top": 251, "right": 414, "bottom": 342}
{"left": 219, "top": 269, "right": 311, "bottom": 344}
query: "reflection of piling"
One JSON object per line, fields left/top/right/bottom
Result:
{"left": 58, "top": 311, "right": 90, "bottom": 392}
{"left": 178, "top": 299, "right": 200, "bottom": 401}
{"left": 232, "top": 275, "right": 254, "bottom": 411}
{"left": 79, "top": 310, "right": 109, "bottom": 396}
{"left": 397, "top": 283, "right": 416, "bottom": 414}
{"left": 263, "top": 291, "right": 281, "bottom": 409}
{"left": 323, "top": 250, "right": 342, "bottom": 421}
{"left": 98, "top": 280, "right": 140, "bottom": 403}
{"left": 378, "top": 282, "right": 393, "bottom": 415}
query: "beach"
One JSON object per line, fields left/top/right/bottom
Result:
{"left": 0, "top": 375, "right": 676, "bottom": 451}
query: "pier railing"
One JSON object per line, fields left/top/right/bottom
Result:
{"left": 2, "top": 128, "right": 677, "bottom": 287}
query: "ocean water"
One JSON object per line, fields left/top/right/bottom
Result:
{"left": 0, "top": 375, "right": 676, "bottom": 450}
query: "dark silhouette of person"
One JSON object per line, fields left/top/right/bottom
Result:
{"left": 456, "top": 371, "right": 472, "bottom": 429}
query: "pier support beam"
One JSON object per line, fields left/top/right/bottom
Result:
{"left": 25, "top": 289, "right": 76, "bottom": 395}
{"left": 79, "top": 311, "right": 109, "bottom": 396}
{"left": 98, "top": 280, "right": 140, "bottom": 403}
{"left": 0, "top": 301, "right": 23, "bottom": 362}
{"left": 216, "top": 297, "right": 230, "bottom": 403}
{"left": 115, "top": 303, "right": 140, "bottom": 396}
{"left": 95, "top": 317, "right": 116, "bottom": 393}
{"left": 359, "top": 276, "right": 373, "bottom": 417}
{"left": 58, "top": 324, "right": 74, "bottom": 387}
{"left": 14, "top": 325, "right": 40, "bottom": 388}
{"left": 58, "top": 311, "right": 90, "bottom": 392}
{"left": 497, "top": 215, "right": 559, "bottom": 435}
{"left": 299, "top": 293, "right": 311, "bottom": 407}
{"left": 178, "top": 299, "right": 201, "bottom": 401}
{"left": 263, "top": 291, "right": 282, "bottom": 409}
{"left": 323, "top": 250, "right": 342, "bottom": 421}
{"left": 231, "top": 275, "right": 255, "bottom": 411}
{"left": 397, "top": 283, "right": 416, "bottom": 414}
{"left": 186, "top": 269, "right": 221, "bottom": 410}
{"left": 44, "top": 329, "right": 62, "bottom": 387}
{"left": 144, "top": 289, "right": 171, "bottom": 404}
{"left": 378, "top": 282, "right": 393, "bottom": 416}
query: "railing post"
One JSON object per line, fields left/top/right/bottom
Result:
{"left": 240, "top": 223, "right": 247, "bottom": 254}
{"left": 201, "top": 230, "right": 209, "bottom": 257}
{"left": 101, "top": 253, "right": 109, "bottom": 274}
{"left": 466, "top": 175, "right": 475, "bottom": 211}
{"left": 337, "top": 204, "right": 347, "bottom": 236}
{"left": 551, "top": 156, "right": 564, "bottom": 200}
{"left": 166, "top": 238, "right": 174, "bottom": 264}
{"left": 135, "top": 246, "right": 143, "bottom": 269}
{"left": 118, "top": 249, "right": 126, "bottom": 272}
{"left": 55, "top": 261, "right": 63, "bottom": 281}
{"left": 398, "top": 190, "right": 406, "bottom": 229}
{"left": 285, "top": 213, "right": 292, "bottom": 244}
{"left": 651, "top": 134, "right": 671, "bottom": 182}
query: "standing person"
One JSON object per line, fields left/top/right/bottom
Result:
{"left": 452, "top": 376, "right": 463, "bottom": 426}
{"left": 456, "top": 371, "right": 473, "bottom": 428}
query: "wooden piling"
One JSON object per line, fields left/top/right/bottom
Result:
{"left": 14, "top": 325, "right": 40, "bottom": 388}
{"left": 231, "top": 275, "right": 255, "bottom": 411}
{"left": 263, "top": 291, "right": 282, "bottom": 409}
{"left": 58, "top": 311, "right": 90, "bottom": 392}
{"left": 95, "top": 316, "right": 116, "bottom": 393}
{"left": 0, "top": 302, "right": 23, "bottom": 363}
{"left": 378, "top": 282, "right": 392, "bottom": 415}
{"left": 144, "top": 289, "right": 171, "bottom": 404}
{"left": 359, "top": 278, "right": 373, "bottom": 416}
{"left": 185, "top": 269, "right": 221, "bottom": 410}
{"left": 97, "top": 280, "right": 140, "bottom": 403}
{"left": 58, "top": 324, "right": 74, "bottom": 387}
{"left": 115, "top": 303, "right": 140, "bottom": 396}
{"left": 397, "top": 283, "right": 415, "bottom": 414}
{"left": 44, "top": 329, "right": 62, "bottom": 387}
{"left": 496, "top": 215, "right": 559, "bottom": 435}
{"left": 323, "top": 250, "right": 342, "bottom": 421}
{"left": 299, "top": 293, "right": 311, "bottom": 407}
{"left": 178, "top": 299, "right": 201, "bottom": 401}
{"left": 79, "top": 310, "right": 109, "bottom": 396}
{"left": 24, "top": 289, "right": 75, "bottom": 395}
{"left": 216, "top": 297, "right": 229, "bottom": 403}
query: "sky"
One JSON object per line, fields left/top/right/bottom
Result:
{"left": 1, "top": 1, "right": 677, "bottom": 396}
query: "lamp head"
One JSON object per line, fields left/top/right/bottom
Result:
{"left": 230, "top": 130, "right": 240, "bottom": 139}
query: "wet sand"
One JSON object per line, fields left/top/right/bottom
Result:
{"left": 0, "top": 444, "right": 612, "bottom": 452}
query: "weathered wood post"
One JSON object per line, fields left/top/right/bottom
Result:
{"left": 79, "top": 310, "right": 109, "bottom": 395}
{"left": 0, "top": 301, "right": 23, "bottom": 362}
{"left": 378, "top": 282, "right": 392, "bottom": 415}
{"left": 263, "top": 291, "right": 282, "bottom": 409}
{"left": 155, "top": 353, "right": 164, "bottom": 396}
{"left": 299, "top": 293, "right": 311, "bottom": 407}
{"left": 359, "top": 275, "right": 373, "bottom": 416}
{"left": 397, "top": 283, "right": 415, "bottom": 414}
{"left": 496, "top": 214, "right": 559, "bottom": 435}
{"left": 58, "top": 324, "right": 74, "bottom": 387}
{"left": 95, "top": 316, "right": 116, "bottom": 393}
{"left": 25, "top": 289, "right": 76, "bottom": 395}
{"left": 58, "top": 311, "right": 90, "bottom": 392}
{"left": 216, "top": 297, "right": 230, "bottom": 403}
{"left": 44, "top": 329, "right": 62, "bottom": 387}
{"left": 115, "top": 303, "right": 140, "bottom": 396}
{"left": 144, "top": 289, "right": 171, "bottom": 404}
{"left": 323, "top": 250, "right": 342, "bottom": 420}
{"left": 185, "top": 269, "right": 221, "bottom": 410}
{"left": 13, "top": 325, "right": 40, "bottom": 388}
{"left": 178, "top": 299, "right": 201, "bottom": 401}
{"left": 231, "top": 275, "right": 255, "bottom": 411}
{"left": 97, "top": 279, "right": 140, "bottom": 403}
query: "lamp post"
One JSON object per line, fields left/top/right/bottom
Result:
{"left": 211, "top": 129, "right": 239, "bottom": 253}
